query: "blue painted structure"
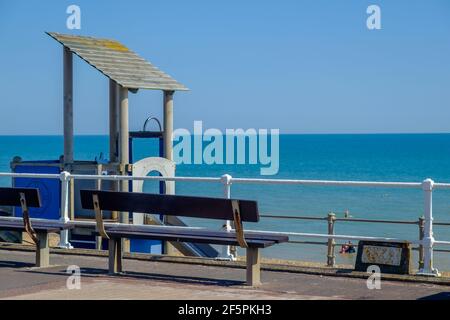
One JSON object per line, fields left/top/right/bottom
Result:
{"left": 128, "top": 131, "right": 164, "bottom": 254}
{"left": 13, "top": 162, "right": 61, "bottom": 220}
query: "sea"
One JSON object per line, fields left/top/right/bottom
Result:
{"left": 1, "top": 134, "right": 450, "bottom": 270}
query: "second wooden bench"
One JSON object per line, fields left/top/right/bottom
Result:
{"left": 80, "top": 189, "right": 288, "bottom": 286}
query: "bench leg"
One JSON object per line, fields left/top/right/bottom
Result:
{"left": 108, "top": 238, "right": 123, "bottom": 274}
{"left": 246, "top": 247, "right": 261, "bottom": 286}
{"left": 36, "top": 232, "right": 50, "bottom": 268}
{"left": 95, "top": 235, "right": 102, "bottom": 250}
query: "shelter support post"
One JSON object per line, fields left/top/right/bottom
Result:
{"left": 163, "top": 90, "right": 174, "bottom": 161}
{"left": 109, "top": 80, "right": 119, "bottom": 163}
{"left": 162, "top": 90, "right": 175, "bottom": 255}
{"left": 109, "top": 80, "right": 119, "bottom": 221}
{"left": 119, "top": 86, "right": 130, "bottom": 252}
{"left": 63, "top": 46, "right": 74, "bottom": 165}
{"left": 118, "top": 86, "right": 129, "bottom": 220}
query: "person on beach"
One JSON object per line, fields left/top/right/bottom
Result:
{"left": 339, "top": 241, "right": 356, "bottom": 254}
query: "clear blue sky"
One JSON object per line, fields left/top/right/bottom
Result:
{"left": 1, "top": 0, "right": 450, "bottom": 134}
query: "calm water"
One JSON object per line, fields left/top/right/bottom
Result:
{"left": 1, "top": 134, "right": 450, "bottom": 269}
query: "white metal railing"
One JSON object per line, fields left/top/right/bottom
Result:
{"left": 2, "top": 171, "right": 450, "bottom": 276}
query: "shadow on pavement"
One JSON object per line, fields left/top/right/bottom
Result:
{"left": 0, "top": 260, "right": 34, "bottom": 269}
{"left": 20, "top": 266, "right": 243, "bottom": 287}
{"left": 418, "top": 292, "right": 450, "bottom": 300}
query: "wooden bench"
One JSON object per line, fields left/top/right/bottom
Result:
{"left": 80, "top": 189, "right": 288, "bottom": 286}
{"left": 0, "top": 187, "right": 72, "bottom": 267}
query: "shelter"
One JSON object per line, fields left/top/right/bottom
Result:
{"left": 47, "top": 32, "right": 188, "bottom": 224}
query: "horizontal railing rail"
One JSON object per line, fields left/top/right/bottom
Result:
{"left": 258, "top": 213, "right": 450, "bottom": 267}
{"left": 261, "top": 214, "right": 418, "bottom": 224}
{"left": 0, "top": 171, "right": 449, "bottom": 276}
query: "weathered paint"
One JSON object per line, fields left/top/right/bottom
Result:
{"left": 361, "top": 245, "right": 402, "bottom": 266}
{"left": 47, "top": 32, "right": 188, "bottom": 91}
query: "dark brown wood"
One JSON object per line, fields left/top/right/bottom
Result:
{"left": 0, "top": 187, "right": 41, "bottom": 207}
{"left": 80, "top": 190, "right": 259, "bottom": 222}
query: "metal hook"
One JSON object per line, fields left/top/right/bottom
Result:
{"left": 143, "top": 116, "right": 162, "bottom": 132}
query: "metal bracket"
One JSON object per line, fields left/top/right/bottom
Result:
{"left": 232, "top": 200, "right": 248, "bottom": 248}
{"left": 93, "top": 194, "right": 109, "bottom": 239}
{"left": 20, "top": 192, "right": 39, "bottom": 245}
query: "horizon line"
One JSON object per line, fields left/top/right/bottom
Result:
{"left": 1, "top": 132, "right": 450, "bottom": 137}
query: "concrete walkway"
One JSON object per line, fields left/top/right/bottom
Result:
{"left": 0, "top": 249, "right": 449, "bottom": 300}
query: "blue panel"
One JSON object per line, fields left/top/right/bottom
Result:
{"left": 130, "top": 239, "right": 162, "bottom": 254}
{"left": 129, "top": 136, "right": 164, "bottom": 254}
{"left": 13, "top": 165, "right": 61, "bottom": 220}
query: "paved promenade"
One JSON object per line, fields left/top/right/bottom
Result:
{"left": 0, "top": 249, "right": 449, "bottom": 300}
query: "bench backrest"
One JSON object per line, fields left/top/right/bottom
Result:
{"left": 80, "top": 190, "right": 259, "bottom": 222}
{"left": 0, "top": 187, "right": 41, "bottom": 207}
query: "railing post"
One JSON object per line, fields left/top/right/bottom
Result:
{"left": 58, "top": 171, "right": 72, "bottom": 249}
{"left": 418, "top": 216, "right": 425, "bottom": 270}
{"left": 327, "top": 212, "right": 336, "bottom": 267}
{"left": 417, "top": 178, "right": 439, "bottom": 276}
{"left": 220, "top": 174, "right": 235, "bottom": 260}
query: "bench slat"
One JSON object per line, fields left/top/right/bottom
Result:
{"left": 80, "top": 190, "right": 259, "bottom": 222}
{"left": 106, "top": 224, "right": 288, "bottom": 243}
{"left": 0, "top": 218, "right": 72, "bottom": 232}
{"left": 106, "top": 230, "right": 277, "bottom": 248}
{"left": 0, "top": 187, "right": 41, "bottom": 207}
